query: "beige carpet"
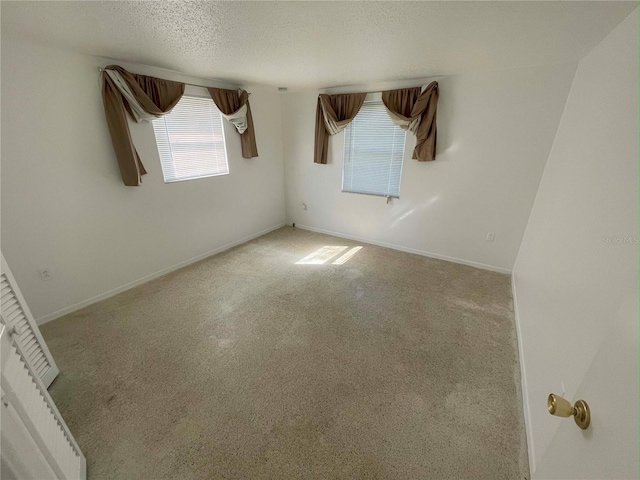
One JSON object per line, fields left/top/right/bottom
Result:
{"left": 41, "top": 227, "right": 529, "bottom": 479}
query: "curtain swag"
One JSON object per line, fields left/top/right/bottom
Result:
{"left": 313, "top": 81, "right": 439, "bottom": 165}
{"left": 314, "top": 93, "right": 367, "bottom": 164}
{"left": 102, "top": 65, "right": 185, "bottom": 186}
{"left": 101, "top": 65, "right": 258, "bottom": 186}
{"left": 207, "top": 87, "right": 258, "bottom": 159}
{"left": 381, "top": 81, "right": 439, "bottom": 162}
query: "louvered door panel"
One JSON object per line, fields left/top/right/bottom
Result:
{"left": 1, "top": 254, "right": 59, "bottom": 388}
{"left": 1, "top": 327, "right": 86, "bottom": 479}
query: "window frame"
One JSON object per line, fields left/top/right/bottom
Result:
{"left": 152, "top": 91, "right": 230, "bottom": 184}
{"left": 341, "top": 92, "right": 407, "bottom": 199}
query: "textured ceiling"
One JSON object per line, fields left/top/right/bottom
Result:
{"left": 2, "top": 1, "right": 636, "bottom": 89}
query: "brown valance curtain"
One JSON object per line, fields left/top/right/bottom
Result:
{"left": 381, "top": 81, "right": 439, "bottom": 161}
{"left": 101, "top": 65, "right": 185, "bottom": 186}
{"left": 314, "top": 93, "right": 367, "bottom": 164}
{"left": 207, "top": 87, "right": 258, "bottom": 158}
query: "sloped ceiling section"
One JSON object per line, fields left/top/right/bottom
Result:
{"left": 1, "top": 1, "right": 636, "bottom": 89}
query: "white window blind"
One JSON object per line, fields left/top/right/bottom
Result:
{"left": 152, "top": 95, "right": 228, "bottom": 183}
{"left": 342, "top": 100, "right": 407, "bottom": 198}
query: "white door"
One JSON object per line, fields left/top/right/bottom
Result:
{"left": 1, "top": 325, "right": 86, "bottom": 479}
{"left": 533, "top": 293, "right": 639, "bottom": 479}
{"left": 0, "top": 253, "right": 59, "bottom": 387}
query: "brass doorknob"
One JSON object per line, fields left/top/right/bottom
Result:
{"left": 548, "top": 394, "right": 590, "bottom": 429}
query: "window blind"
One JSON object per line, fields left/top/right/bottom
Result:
{"left": 342, "top": 101, "right": 407, "bottom": 198}
{"left": 152, "top": 95, "right": 228, "bottom": 183}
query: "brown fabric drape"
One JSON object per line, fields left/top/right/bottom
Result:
{"left": 102, "top": 65, "right": 185, "bottom": 185}
{"left": 207, "top": 87, "right": 258, "bottom": 158}
{"left": 314, "top": 93, "right": 367, "bottom": 164}
{"left": 381, "top": 81, "right": 439, "bottom": 161}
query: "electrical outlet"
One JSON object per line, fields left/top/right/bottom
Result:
{"left": 39, "top": 269, "right": 53, "bottom": 281}
{"left": 302, "top": 203, "right": 307, "bottom": 211}
{"left": 486, "top": 232, "right": 495, "bottom": 242}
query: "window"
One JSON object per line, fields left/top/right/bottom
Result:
{"left": 152, "top": 95, "right": 228, "bottom": 183}
{"left": 342, "top": 100, "right": 407, "bottom": 198}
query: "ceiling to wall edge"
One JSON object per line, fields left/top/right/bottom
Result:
{"left": 91, "top": 57, "right": 589, "bottom": 97}
{"left": 94, "top": 54, "right": 247, "bottom": 92}
{"left": 4, "top": 14, "right": 629, "bottom": 97}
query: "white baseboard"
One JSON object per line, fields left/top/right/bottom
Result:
{"left": 36, "top": 223, "right": 286, "bottom": 325}
{"left": 511, "top": 273, "right": 535, "bottom": 476}
{"left": 294, "top": 224, "right": 512, "bottom": 274}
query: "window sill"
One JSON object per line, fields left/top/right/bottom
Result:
{"left": 164, "top": 171, "right": 229, "bottom": 184}
{"left": 341, "top": 190, "right": 399, "bottom": 199}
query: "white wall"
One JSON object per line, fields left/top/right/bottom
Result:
{"left": 281, "top": 64, "right": 577, "bottom": 272}
{"left": 0, "top": 38, "right": 286, "bottom": 322}
{"left": 512, "top": 10, "right": 638, "bottom": 478}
